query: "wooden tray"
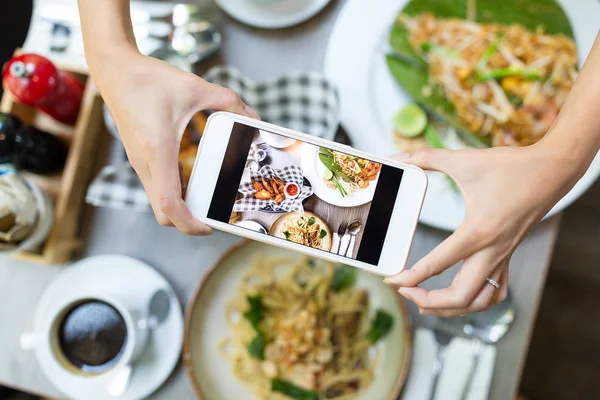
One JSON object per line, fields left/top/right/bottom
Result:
{"left": 1, "top": 56, "right": 104, "bottom": 264}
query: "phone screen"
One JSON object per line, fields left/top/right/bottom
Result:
{"left": 207, "top": 122, "right": 404, "bottom": 265}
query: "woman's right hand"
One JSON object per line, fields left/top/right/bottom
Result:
{"left": 92, "top": 47, "right": 258, "bottom": 235}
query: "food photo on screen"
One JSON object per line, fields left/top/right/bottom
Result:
{"left": 207, "top": 123, "right": 404, "bottom": 266}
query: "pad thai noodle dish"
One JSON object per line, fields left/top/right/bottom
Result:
{"left": 399, "top": 12, "right": 577, "bottom": 146}
{"left": 220, "top": 256, "right": 394, "bottom": 400}
{"left": 282, "top": 214, "right": 328, "bottom": 249}
{"left": 319, "top": 148, "right": 382, "bottom": 197}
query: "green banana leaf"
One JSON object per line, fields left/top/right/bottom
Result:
{"left": 387, "top": 0, "right": 574, "bottom": 148}
{"left": 400, "top": 0, "right": 574, "bottom": 38}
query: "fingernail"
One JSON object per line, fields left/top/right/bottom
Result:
{"left": 200, "top": 226, "right": 213, "bottom": 236}
{"left": 244, "top": 105, "right": 260, "bottom": 120}
{"left": 383, "top": 272, "right": 405, "bottom": 286}
{"left": 392, "top": 152, "right": 411, "bottom": 160}
{"left": 398, "top": 287, "right": 411, "bottom": 300}
{"left": 420, "top": 309, "right": 435, "bottom": 316}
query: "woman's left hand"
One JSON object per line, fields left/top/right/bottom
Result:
{"left": 384, "top": 141, "right": 584, "bottom": 317}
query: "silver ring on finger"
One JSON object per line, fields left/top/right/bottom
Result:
{"left": 486, "top": 278, "right": 500, "bottom": 289}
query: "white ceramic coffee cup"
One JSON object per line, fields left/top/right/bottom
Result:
{"left": 21, "top": 292, "right": 150, "bottom": 377}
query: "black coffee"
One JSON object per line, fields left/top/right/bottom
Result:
{"left": 58, "top": 300, "right": 127, "bottom": 373}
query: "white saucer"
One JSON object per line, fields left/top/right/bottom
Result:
{"left": 214, "top": 0, "right": 332, "bottom": 29}
{"left": 32, "top": 255, "right": 184, "bottom": 400}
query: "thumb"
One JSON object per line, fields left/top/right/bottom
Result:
{"left": 391, "top": 148, "right": 457, "bottom": 175}
{"left": 195, "top": 79, "right": 259, "bottom": 119}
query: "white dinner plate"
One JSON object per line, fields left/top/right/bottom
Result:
{"left": 214, "top": 0, "right": 332, "bottom": 29}
{"left": 324, "top": 0, "right": 600, "bottom": 231}
{"left": 300, "top": 143, "right": 379, "bottom": 207}
{"left": 183, "top": 240, "right": 411, "bottom": 400}
{"left": 31, "top": 256, "right": 183, "bottom": 400}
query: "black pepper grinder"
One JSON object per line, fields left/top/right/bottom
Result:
{"left": 0, "top": 112, "right": 68, "bottom": 174}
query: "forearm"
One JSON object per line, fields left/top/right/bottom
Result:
{"left": 77, "top": 0, "right": 139, "bottom": 85}
{"left": 541, "top": 32, "right": 600, "bottom": 176}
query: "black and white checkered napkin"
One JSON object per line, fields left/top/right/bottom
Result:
{"left": 86, "top": 164, "right": 151, "bottom": 211}
{"left": 204, "top": 66, "right": 339, "bottom": 139}
{"left": 234, "top": 165, "right": 312, "bottom": 213}
{"left": 86, "top": 66, "right": 339, "bottom": 212}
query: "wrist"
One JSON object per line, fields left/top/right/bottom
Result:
{"left": 530, "top": 136, "right": 589, "bottom": 204}
{"left": 86, "top": 42, "right": 142, "bottom": 93}
{"left": 537, "top": 129, "right": 595, "bottom": 182}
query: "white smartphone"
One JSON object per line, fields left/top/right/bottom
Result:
{"left": 186, "top": 112, "right": 427, "bottom": 276}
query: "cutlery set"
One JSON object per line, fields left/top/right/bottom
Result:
{"left": 333, "top": 220, "right": 362, "bottom": 257}
{"left": 428, "top": 293, "right": 515, "bottom": 400}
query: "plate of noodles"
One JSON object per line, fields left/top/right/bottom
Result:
{"left": 269, "top": 211, "right": 333, "bottom": 252}
{"left": 301, "top": 144, "right": 381, "bottom": 208}
{"left": 184, "top": 240, "right": 411, "bottom": 400}
{"left": 324, "top": 0, "right": 600, "bottom": 230}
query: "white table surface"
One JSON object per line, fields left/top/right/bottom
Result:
{"left": 0, "top": 1, "right": 562, "bottom": 399}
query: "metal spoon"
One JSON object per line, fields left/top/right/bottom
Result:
{"left": 107, "top": 289, "right": 171, "bottom": 397}
{"left": 146, "top": 289, "right": 172, "bottom": 329}
{"left": 341, "top": 220, "right": 362, "bottom": 257}
{"left": 149, "top": 19, "right": 221, "bottom": 73}
{"left": 459, "top": 291, "right": 515, "bottom": 400}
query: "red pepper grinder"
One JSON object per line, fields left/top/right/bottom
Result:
{"left": 2, "top": 53, "right": 84, "bottom": 125}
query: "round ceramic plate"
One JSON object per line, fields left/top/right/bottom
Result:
{"left": 214, "top": 0, "right": 332, "bottom": 29}
{"left": 32, "top": 255, "right": 183, "bottom": 400}
{"left": 184, "top": 240, "right": 411, "bottom": 400}
{"left": 268, "top": 210, "right": 332, "bottom": 251}
{"left": 324, "top": 0, "right": 600, "bottom": 231}
{"left": 301, "top": 143, "right": 379, "bottom": 207}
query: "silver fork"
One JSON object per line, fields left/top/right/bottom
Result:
{"left": 460, "top": 338, "right": 485, "bottom": 400}
{"left": 335, "top": 222, "right": 348, "bottom": 254}
{"left": 429, "top": 325, "right": 454, "bottom": 400}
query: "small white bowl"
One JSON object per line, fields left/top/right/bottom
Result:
{"left": 283, "top": 182, "right": 300, "bottom": 200}
{"left": 260, "top": 131, "right": 296, "bottom": 149}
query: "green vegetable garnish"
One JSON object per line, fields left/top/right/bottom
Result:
{"left": 421, "top": 42, "right": 461, "bottom": 59}
{"left": 368, "top": 310, "right": 394, "bottom": 343}
{"left": 332, "top": 175, "right": 347, "bottom": 197}
{"left": 476, "top": 38, "right": 500, "bottom": 71}
{"left": 476, "top": 67, "right": 543, "bottom": 82}
{"left": 271, "top": 379, "right": 319, "bottom": 400}
{"left": 243, "top": 296, "right": 265, "bottom": 330}
{"left": 318, "top": 152, "right": 354, "bottom": 183}
{"left": 423, "top": 125, "right": 460, "bottom": 191}
{"left": 283, "top": 231, "right": 290, "bottom": 240}
{"left": 308, "top": 216, "right": 316, "bottom": 226}
{"left": 505, "top": 92, "right": 523, "bottom": 107}
{"left": 394, "top": 103, "right": 428, "bottom": 137}
{"left": 331, "top": 265, "right": 357, "bottom": 292}
{"left": 319, "top": 229, "right": 327, "bottom": 239}
{"left": 423, "top": 124, "right": 444, "bottom": 149}
{"left": 248, "top": 333, "right": 266, "bottom": 360}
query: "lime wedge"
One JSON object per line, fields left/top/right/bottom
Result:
{"left": 394, "top": 104, "right": 427, "bottom": 137}
{"left": 322, "top": 169, "right": 333, "bottom": 180}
